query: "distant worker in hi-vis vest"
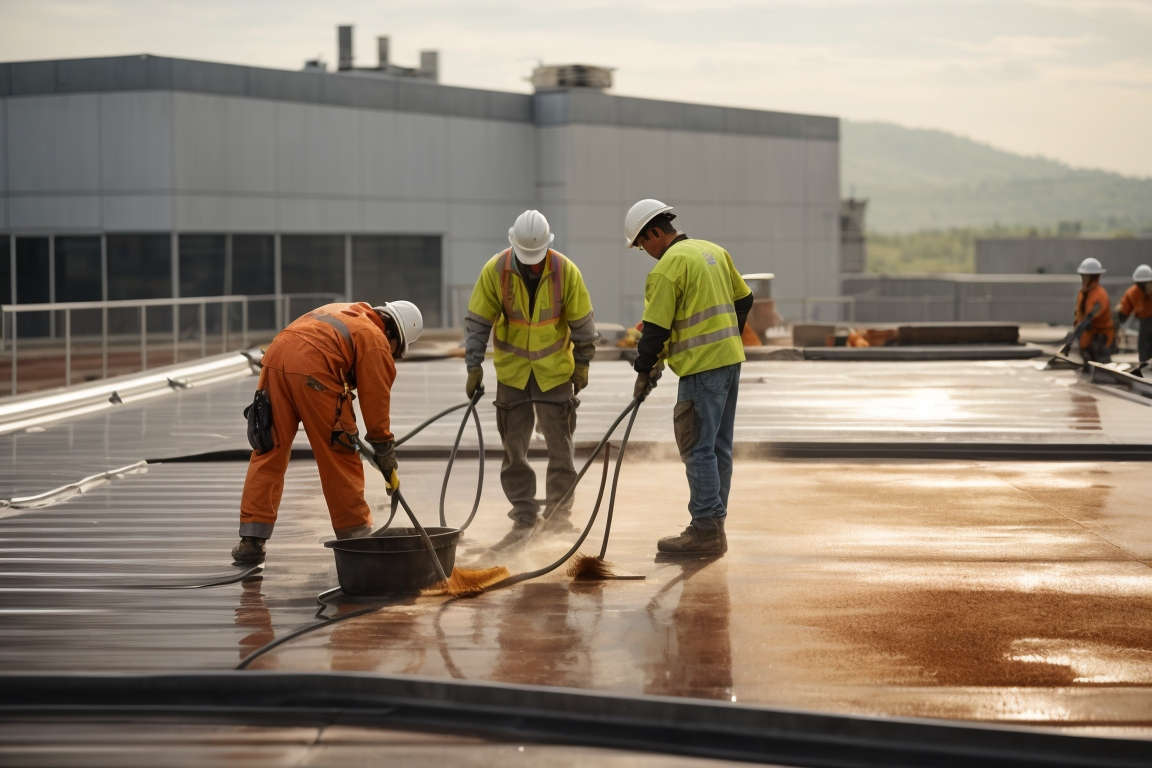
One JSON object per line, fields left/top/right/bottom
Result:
{"left": 624, "top": 199, "right": 754, "bottom": 556}
{"left": 464, "top": 210, "right": 597, "bottom": 546}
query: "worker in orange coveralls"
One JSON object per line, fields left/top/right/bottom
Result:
{"left": 1117, "top": 264, "right": 1152, "bottom": 367}
{"left": 1063, "top": 258, "right": 1114, "bottom": 365}
{"left": 231, "top": 301, "right": 424, "bottom": 564}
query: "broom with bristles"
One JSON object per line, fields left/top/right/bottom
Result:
{"left": 567, "top": 394, "right": 645, "bottom": 582}
{"left": 357, "top": 439, "right": 510, "bottom": 597}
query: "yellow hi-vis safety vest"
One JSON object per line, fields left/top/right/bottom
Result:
{"left": 641, "top": 238, "right": 751, "bottom": 377}
{"left": 466, "top": 249, "right": 594, "bottom": 391}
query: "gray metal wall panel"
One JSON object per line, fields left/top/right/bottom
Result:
{"left": 99, "top": 92, "right": 172, "bottom": 192}
{"left": 245, "top": 66, "right": 324, "bottom": 104}
{"left": 486, "top": 91, "right": 533, "bottom": 122}
{"left": 10, "top": 61, "right": 56, "bottom": 95}
{"left": 2, "top": 55, "right": 841, "bottom": 137}
{"left": 533, "top": 91, "right": 571, "bottom": 125}
{"left": 318, "top": 73, "right": 381, "bottom": 108}
{"left": 8, "top": 95, "right": 101, "bottom": 192}
{"left": 0, "top": 64, "right": 10, "bottom": 97}
{"left": 58, "top": 56, "right": 166, "bottom": 92}
{"left": 976, "top": 238, "right": 1152, "bottom": 277}
{"left": 170, "top": 59, "right": 249, "bottom": 97}
{"left": 0, "top": 99, "right": 7, "bottom": 202}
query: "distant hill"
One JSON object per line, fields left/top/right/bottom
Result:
{"left": 842, "top": 121, "right": 1152, "bottom": 233}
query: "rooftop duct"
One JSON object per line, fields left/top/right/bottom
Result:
{"left": 530, "top": 64, "right": 614, "bottom": 91}
{"left": 337, "top": 25, "right": 353, "bottom": 71}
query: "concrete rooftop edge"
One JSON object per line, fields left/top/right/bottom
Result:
{"left": 0, "top": 54, "right": 838, "bottom": 142}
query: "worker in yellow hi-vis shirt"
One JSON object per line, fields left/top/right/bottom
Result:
{"left": 464, "top": 210, "right": 597, "bottom": 545}
{"left": 624, "top": 199, "right": 753, "bottom": 556}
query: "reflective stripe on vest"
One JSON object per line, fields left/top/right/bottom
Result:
{"left": 669, "top": 324, "right": 740, "bottom": 355}
{"left": 672, "top": 302, "right": 735, "bottom": 331}
{"left": 493, "top": 335, "right": 568, "bottom": 361}
{"left": 500, "top": 249, "right": 566, "bottom": 326}
{"left": 310, "top": 311, "right": 353, "bottom": 345}
{"left": 308, "top": 310, "right": 356, "bottom": 386}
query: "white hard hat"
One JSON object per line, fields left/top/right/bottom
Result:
{"left": 1133, "top": 264, "right": 1152, "bottom": 282}
{"left": 374, "top": 300, "right": 423, "bottom": 359}
{"left": 508, "top": 209, "right": 554, "bottom": 265}
{"left": 625, "top": 198, "right": 675, "bottom": 246}
{"left": 1076, "top": 257, "right": 1106, "bottom": 275}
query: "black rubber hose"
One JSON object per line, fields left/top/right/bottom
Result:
{"left": 480, "top": 397, "right": 640, "bottom": 592}
{"left": 438, "top": 390, "right": 485, "bottom": 530}
{"left": 121, "top": 565, "right": 264, "bottom": 590}
{"left": 598, "top": 399, "right": 640, "bottom": 560}
{"left": 237, "top": 395, "right": 642, "bottom": 671}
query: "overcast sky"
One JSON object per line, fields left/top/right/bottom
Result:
{"left": 2, "top": 0, "right": 1150, "bottom": 177}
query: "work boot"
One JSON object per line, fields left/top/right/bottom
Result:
{"left": 656, "top": 518, "right": 727, "bottom": 556}
{"left": 231, "top": 536, "right": 266, "bottom": 564}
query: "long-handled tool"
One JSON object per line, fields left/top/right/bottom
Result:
{"left": 356, "top": 436, "right": 509, "bottom": 596}
{"left": 568, "top": 394, "right": 644, "bottom": 581}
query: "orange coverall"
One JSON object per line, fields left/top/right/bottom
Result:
{"left": 239, "top": 303, "right": 396, "bottom": 539}
{"left": 1118, "top": 284, "right": 1152, "bottom": 320}
{"left": 1075, "top": 283, "right": 1114, "bottom": 351}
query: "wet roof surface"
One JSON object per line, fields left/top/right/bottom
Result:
{"left": 2, "top": 357, "right": 1147, "bottom": 499}
{"left": 1, "top": 356, "right": 1151, "bottom": 739}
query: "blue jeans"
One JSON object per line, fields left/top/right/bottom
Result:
{"left": 674, "top": 363, "right": 740, "bottom": 521}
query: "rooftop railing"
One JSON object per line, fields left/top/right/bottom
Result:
{"left": 1, "top": 293, "right": 342, "bottom": 396}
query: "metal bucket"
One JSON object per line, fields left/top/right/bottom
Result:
{"left": 324, "top": 527, "right": 459, "bottom": 596}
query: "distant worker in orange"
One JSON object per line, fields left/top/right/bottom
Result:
{"left": 231, "top": 301, "right": 424, "bottom": 564}
{"left": 1061, "top": 258, "right": 1114, "bottom": 364}
{"left": 1116, "top": 264, "right": 1152, "bottom": 367}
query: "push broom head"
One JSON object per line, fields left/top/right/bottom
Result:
{"left": 422, "top": 566, "right": 511, "bottom": 597}
{"left": 568, "top": 553, "right": 616, "bottom": 581}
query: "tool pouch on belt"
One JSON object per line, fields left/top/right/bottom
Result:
{"left": 243, "top": 389, "right": 274, "bottom": 454}
{"left": 329, "top": 381, "right": 359, "bottom": 452}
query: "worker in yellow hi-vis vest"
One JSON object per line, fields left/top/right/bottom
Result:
{"left": 464, "top": 210, "right": 597, "bottom": 545}
{"left": 624, "top": 199, "right": 754, "bottom": 557}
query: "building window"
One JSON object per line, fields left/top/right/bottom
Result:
{"left": 106, "top": 234, "right": 171, "bottom": 333}
{"left": 107, "top": 234, "right": 171, "bottom": 300}
{"left": 179, "top": 235, "right": 226, "bottom": 298}
{"left": 55, "top": 236, "right": 102, "bottom": 302}
{"left": 178, "top": 234, "right": 227, "bottom": 336}
{"left": 232, "top": 235, "right": 275, "bottom": 330}
{"left": 16, "top": 236, "right": 50, "bottom": 337}
{"left": 352, "top": 235, "right": 442, "bottom": 326}
{"left": 281, "top": 235, "right": 344, "bottom": 295}
{"left": 1, "top": 237, "right": 9, "bottom": 305}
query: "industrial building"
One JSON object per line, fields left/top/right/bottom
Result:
{"left": 0, "top": 32, "right": 840, "bottom": 334}
{"left": 976, "top": 236, "right": 1152, "bottom": 276}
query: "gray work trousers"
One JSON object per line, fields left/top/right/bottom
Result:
{"left": 495, "top": 374, "right": 578, "bottom": 525}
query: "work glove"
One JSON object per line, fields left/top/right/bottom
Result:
{"left": 570, "top": 363, "right": 589, "bottom": 394}
{"left": 465, "top": 366, "right": 485, "bottom": 398}
{"left": 632, "top": 363, "right": 663, "bottom": 402}
{"left": 370, "top": 440, "right": 399, "bottom": 496}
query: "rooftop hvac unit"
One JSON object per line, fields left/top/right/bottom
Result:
{"left": 530, "top": 64, "right": 614, "bottom": 91}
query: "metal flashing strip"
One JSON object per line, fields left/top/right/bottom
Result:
{"left": 0, "top": 672, "right": 1148, "bottom": 767}
{"left": 0, "top": 350, "right": 256, "bottom": 435}
{"left": 802, "top": 344, "right": 1046, "bottom": 361}
{"left": 2, "top": 461, "right": 148, "bottom": 513}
